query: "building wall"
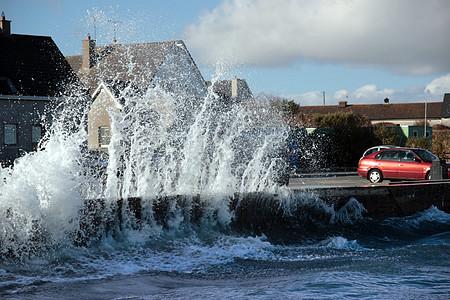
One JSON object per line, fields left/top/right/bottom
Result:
{"left": 86, "top": 41, "right": 208, "bottom": 151}
{"left": 0, "top": 98, "right": 51, "bottom": 165}
{"left": 87, "top": 89, "right": 119, "bottom": 152}
{"left": 371, "top": 119, "right": 443, "bottom": 126}
{"left": 399, "top": 125, "right": 432, "bottom": 139}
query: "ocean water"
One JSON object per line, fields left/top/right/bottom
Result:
{"left": 1, "top": 80, "right": 449, "bottom": 299}
{"left": 0, "top": 205, "right": 449, "bottom": 299}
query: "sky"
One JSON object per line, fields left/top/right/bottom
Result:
{"left": 2, "top": 0, "right": 450, "bottom": 106}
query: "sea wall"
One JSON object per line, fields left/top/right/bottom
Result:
{"left": 76, "top": 181, "right": 450, "bottom": 244}
{"left": 300, "top": 180, "right": 450, "bottom": 219}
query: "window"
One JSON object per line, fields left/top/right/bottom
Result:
{"left": 425, "top": 131, "right": 430, "bottom": 138}
{"left": 399, "top": 151, "right": 416, "bottom": 162}
{"left": 98, "top": 126, "right": 110, "bottom": 147}
{"left": 366, "top": 149, "right": 377, "bottom": 156}
{"left": 376, "top": 150, "right": 399, "bottom": 161}
{"left": 32, "top": 125, "right": 42, "bottom": 143}
{"left": 414, "top": 149, "right": 438, "bottom": 163}
{"left": 413, "top": 130, "right": 418, "bottom": 137}
{"left": 4, "top": 124, "right": 17, "bottom": 145}
{"left": 31, "top": 125, "right": 43, "bottom": 150}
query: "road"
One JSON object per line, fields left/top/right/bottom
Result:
{"left": 288, "top": 171, "right": 371, "bottom": 188}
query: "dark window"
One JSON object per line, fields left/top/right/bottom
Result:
{"left": 99, "top": 126, "right": 110, "bottom": 147}
{"left": 376, "top": 150, "right": 399, "bottom": 161}
{"left": 414, "top": 149, "right": 438, "bottom": 163}
{"left": 31, "top": 125, "right": 43, "bottom": 151}
{"left": 399, "top": 151, "right": 416, "bottom": 162}
{"left": 4, "top": 124, "right": 17, "bottom": 145}
{"left": 366, "top": 149, "right": 377, "bottom": 156}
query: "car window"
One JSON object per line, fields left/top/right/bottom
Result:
{"left": 413, "top": 149, "right": 438, "bottom": 163}
{"left": 399, "top": 151, "right": 416, "bottom": 162}
{"left": 376, "top": 150, "right": 399, "bottom": 161}
{"left": 366, "top": 149, "right": 377, "bottom": 156}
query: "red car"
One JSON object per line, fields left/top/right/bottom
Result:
{"left": 357, "top": 148, "right": 450, "bottom": 183}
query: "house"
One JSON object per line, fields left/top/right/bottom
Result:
{"left": 66, "top": 37, "right": 208, "bottom": 152}
{"left": 207, "top": 77, "right": 253, "bottom": 105}
{"left": 442, "top": 93, "right": 450, "bottom": 122}
{"left": 297, "top": 95, "right": 450, "bottom": 127}
{"left": 298, "top": 94, "right": 450, "bottom": 147}
{"left": 0, "top": 13, "right": 84, "bottom": 166}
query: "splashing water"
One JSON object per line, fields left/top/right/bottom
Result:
{"left": 105, "top": 84, "right": 288, "bottom": 200}
{"left": 0, "top": 72, "right": 292, "bottom": 259}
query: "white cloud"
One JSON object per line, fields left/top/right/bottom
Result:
{"left": 185, "top": 0, "right": 450, "bottom": 76}
{"left": 353, "top": 85, "right": 395, "bottom": 102}
{"left": 289, "top": 91, "right": 324, "bottom": 106}
{"left": 425, "top": 73, "right": 450, "bottom": 96}
{"left": 333, "top": 90, "right": 349, "bottom": 101}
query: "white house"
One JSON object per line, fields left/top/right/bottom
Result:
{"left": 67, "top": 38, "right": 208, "bottom": 152}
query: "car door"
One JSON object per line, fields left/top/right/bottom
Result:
{"left": 375, "top": 150, "right": 399, "bottom": 179}
{"left": 397, "top": 150, "right": 424, "bottom": 180}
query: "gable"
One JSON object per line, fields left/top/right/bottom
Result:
{"left": 90, "top": 87, "right": 120, "bottom": 118}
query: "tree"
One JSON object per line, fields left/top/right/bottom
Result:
{"left": 312, "top": 111, "right": 370, "bottom": 128}
{"left": 279, "top": 99, "right": 299, "bottom": 115}
{"left": 373, "top": 126, "right": 400, "bottom": 145}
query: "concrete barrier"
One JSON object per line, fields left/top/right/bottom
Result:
{"left": 431, "top": 159, "right": 449, "bottom": 179}
{"left": 76, "top": 180, "right": 450, "bottom": 244}
{"left": 298, "top": 180, "right": 450, "bottom": 219}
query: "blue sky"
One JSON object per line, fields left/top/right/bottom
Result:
{"left": 2, "top": 0, "right": 450, "bottom": 105}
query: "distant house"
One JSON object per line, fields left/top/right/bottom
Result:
{"left": 297, "top": 95, "right": 450, "bottom": 127}
{"left": 442, "top": 93, "right": 450, "bottom": 122}
{"left": 66, "top": 37, "right": 208, "bottom": 152}
{"left": 207, "top": 78, "right": 253, "bottom": 105}
{"left": 0, "top": 13, "right": 84, "bottom": 166}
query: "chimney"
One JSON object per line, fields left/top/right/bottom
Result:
{"left": 338, "top": 100, "right": 347, "bottom": 108}
{"left": 82, "top": 35, "right": 96, "bottom": 70}
{"left": 231, "top": 77, "right": 238, "bottom": 99}
{"left": 0, "top": 12, "right": 11, "bottom": 35}
{"left": 384, "top": 97, "right": 390, "bottom": 104}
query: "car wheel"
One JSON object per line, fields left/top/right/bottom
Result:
{"left": 426, "top": 172, "right": 431, "bottom": 180}
{"left": 368, "top": 169, "right": 383, "bottom": 183}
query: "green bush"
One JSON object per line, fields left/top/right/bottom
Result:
{"left": 432, "top": 130, "right": 450, "bottom": 160}
{"left": 406, "top": 136, "right": 431, "bottom": 150}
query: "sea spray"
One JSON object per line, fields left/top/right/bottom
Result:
{"left": 0, "top": 97, "right": 90, "bottom": 258}
{"left": 0, "top": 75, "right": 292, "bottom": 257}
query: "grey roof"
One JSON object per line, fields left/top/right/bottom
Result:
{"left": 68, "top": 40, "right": 181, "bottom": 95}
{"left": 65, "top": 55, "right": 82, "bottom": 74}
{"left": 297, "top": 102, "right": 443, "bottom": 121}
